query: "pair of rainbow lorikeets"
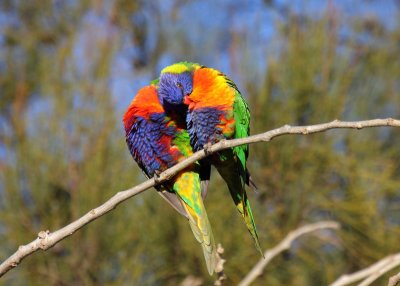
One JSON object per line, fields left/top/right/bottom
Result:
{"left": 123, "top": 62, "right": 262, "bottom": 274}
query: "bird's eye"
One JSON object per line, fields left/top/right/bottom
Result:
{"left": 176, "top": 82, "right": 183, "bottom": 89}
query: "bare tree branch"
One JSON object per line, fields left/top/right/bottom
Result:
{"left": 179, "top": 275, "right": 203, "bottom": 286}
{"left": 389, "top": 271, "right": 400, "bottom": 286}
{"left": 329, "top": 253, "right": 400, "bottom": 286}
{"left": 0, "top": 118, "right": 399, "bottom": 278}
{"left": 238, "top": 221, "right": 340, "bottom": 286}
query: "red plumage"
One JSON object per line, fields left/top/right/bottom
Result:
{"left": 123, "top": 85, "right": 164, "bottom": 134}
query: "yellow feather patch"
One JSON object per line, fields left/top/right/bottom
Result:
{"left": 161, "top": 63, "right": 191, "bottom": 74}
{"left": 174, "top": 171, "right": 201, "bottom": 214}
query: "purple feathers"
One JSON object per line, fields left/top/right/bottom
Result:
{"left": 125, "top": 112, "right": 177, "bottom": 177}
{"left": 158, "top": 72, "right": 193, "bottom": 105}
{"left": 187, "top": 107, "right": 225, "bottom": 151}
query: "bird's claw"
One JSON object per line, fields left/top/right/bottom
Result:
{"left": 153, "top": 170, "right": 162, "bottom": 184}
{"left": 203, "top": 142, "right": 213, "bottom": 156}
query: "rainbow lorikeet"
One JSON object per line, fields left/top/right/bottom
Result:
{"left": 123, "top": 84, "right": 218, "bottom": 274}
{"left": 158, "top": 62, "right": 263, "bottom": 255}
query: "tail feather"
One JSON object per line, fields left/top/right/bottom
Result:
{"left": 181, "top": 200, "right": 218, "bottom": 274}
{"left": 243, "top": 195, "right": 264, "bottom": 256}
{"left": 232, "top": 191, "right": 263, "bottom": 256}
{"left": 158, "top": 190, "right": 189, "bottom": 219}
{"left": 174, "top": 171, "right": 218, "bottom": 275}
{"left": 214, "top": 159, "right": 263, "bottom": 256}
{"left": 229, "top": 187, "right": 263, "bottom": 256}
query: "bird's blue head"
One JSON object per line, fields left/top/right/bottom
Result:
{"left": 158, "top": 62, "right": 200, "bottom": 105}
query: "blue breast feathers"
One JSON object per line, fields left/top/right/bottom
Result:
{"left": 125, "top": 113, "right": 177, "bottom": 176}
{"left": 187, "top": 107, "right": 225, "bottom": 151}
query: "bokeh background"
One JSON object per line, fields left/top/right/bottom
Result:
{"left": 1, "top": 0, "right": 400, "bottom": 285}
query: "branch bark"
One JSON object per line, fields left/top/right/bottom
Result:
{"left": 1, "top": 118, "right": 399, "bottom": 278}
{"left": 328, "top": 253, "right": 400, "bottom": 286}
{"left": 238, "top": 221, "right": 340, "bottom": 286}
{"left": 389, "top": 271, "right": 400, "bottom": 286}
{"left": 214, "top": 244, "right": 227, "bottom": 286}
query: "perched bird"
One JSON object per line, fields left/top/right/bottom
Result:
{"left": 123, "top": 84, "right": 218, "bottom": 274}
{"left": 158, "top": 62, "right": 263, "bottom": 255}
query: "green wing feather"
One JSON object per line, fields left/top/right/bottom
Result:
{"left": 224, "top": 76, "right": 250, "bottom": 166}
{"left": 232, "top": 88, "right": 250, "bottom": 168}
{"left": 227, "top": 79, "right": 263, "bottom": 255}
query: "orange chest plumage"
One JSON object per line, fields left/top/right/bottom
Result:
{"left": 184, "top": 68, "right": 237, "bottom": 148}
{"left": 185, "top": 68, "right": 235, "bottom": 110}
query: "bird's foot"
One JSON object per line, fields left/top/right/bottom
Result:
{"left": 203, "top": 142, "right": 213, "bottom": 156}
{"left": 153, "top": 170, "right": 162, "bottom": 184}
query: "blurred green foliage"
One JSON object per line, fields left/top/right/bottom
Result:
{"left": 0, "top": 1, "right": 400, "bottom": 285}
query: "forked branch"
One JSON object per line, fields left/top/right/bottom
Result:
{"left": 238, "top": 221, "right": 340, "bottom": 286}
{"left": 329, "top": 253, "right": 400, "bottom": 286}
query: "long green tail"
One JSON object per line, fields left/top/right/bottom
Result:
{"left": 174, "top": 170, "right": 218, "bottom": 275}
{"left": 214, "top": 152, "right": 263, "bottom": 256}
{"left": 240, "top": 191, "right": 263, "bottom": 256}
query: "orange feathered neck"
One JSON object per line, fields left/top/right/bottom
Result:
{"left": 185, "top": 68, "right": 235, "bottom": 109}
{"left": 123, "top": 85, "right": 164, "bottom": 132}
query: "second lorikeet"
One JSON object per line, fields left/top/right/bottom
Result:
{"left": 123, "top": 83, "right": 218, "bottom": 274}
{"left": 158, "top": 62, "right": 263, "bottom": 255}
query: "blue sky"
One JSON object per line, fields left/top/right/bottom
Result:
{"left": 1, "top": 0, "right": 398, "bottom": 142}
{"left": 106, "top": 0, "right": 398, "bottom": 115}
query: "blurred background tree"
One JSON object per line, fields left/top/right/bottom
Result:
{"left": 0, "top": 0, "right": 399, "bottom": 285}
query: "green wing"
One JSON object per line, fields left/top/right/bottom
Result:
{"left": 232, "top": 90, "right": 250, "bottom": 168}
{"left": 225, "top": 78, "right": 263, "bottom": 255}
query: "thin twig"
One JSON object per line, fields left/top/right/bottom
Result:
{"left": 328, "top": 253, "right": 400, "bottom": 286}
{"left": 214, "top": 244, "right": 227, "bottom": 286}
{"left": 238, "top": 221, "right": 340, "bottom": 286}
{"left": 0, "top": 118, "right": 399, "bottom": 278}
